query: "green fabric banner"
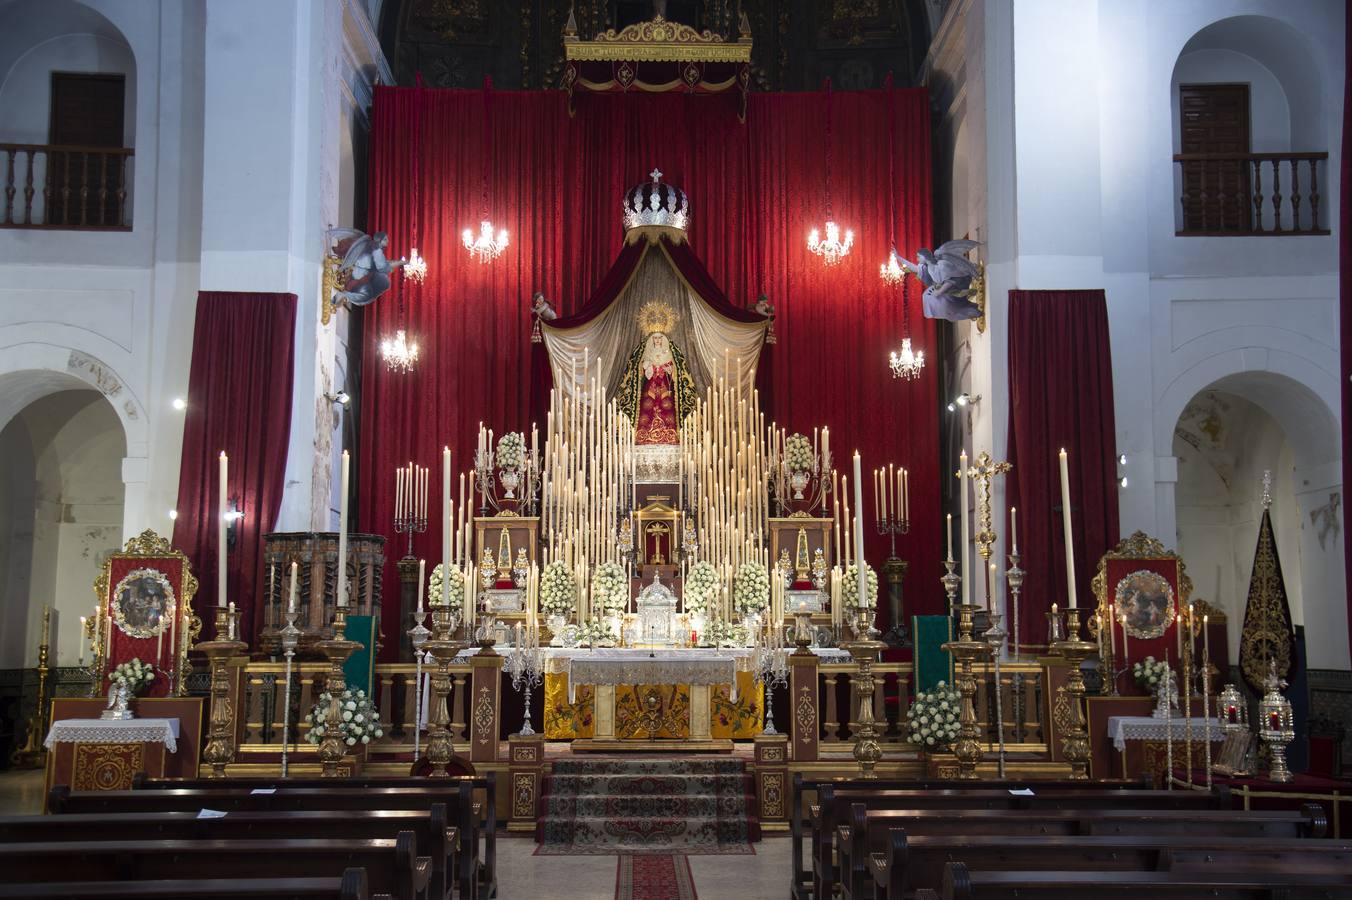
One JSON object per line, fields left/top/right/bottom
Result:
{"left": 342, "top": 615, "right": 377, "bottom": 696}
{"left": 912, "top": 614, "right": 954, "bottom": 693}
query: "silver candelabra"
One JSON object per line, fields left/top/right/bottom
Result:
{"left": 984, "top": 611, "right": 1008, "bottom": 778}
{"left": 279, "top": 608, "right": 301, "bottom": 777}
{"left": 1005, "top": 552, "right": 1024, "bottom": 658}
{"left": 754, "top": 628, "right": 789, "bottom": 735}
{"left": 408, "top": 609, "right": 433, "bottom": 761}
{"left": 508, "top": 624, "right": 544, "bottom": 735}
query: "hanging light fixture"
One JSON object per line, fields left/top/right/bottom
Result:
{"left": 880, "top": 73, "right": 924, "bottom": 380}
{"left": 463, "top": 77, "right": 509, "bottom": 264}
{"left": 381, "top": 329, "right": 420, "bottom": 374}
{"left": 380, "top": 76, "right": 424, "bottom": 373}
{"left": 808, "top": 79, "right": 854, "bottom": 266}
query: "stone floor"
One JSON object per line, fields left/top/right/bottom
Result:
{"left": 0, "top": 768, "right": 794, "bottom": 898}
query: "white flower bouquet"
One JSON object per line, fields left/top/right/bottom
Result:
{"left": 306, "top": 687, "right": 384, "bottom": 747}
{"left": 540, "top": 561, "right": 577, "bottom": 618}
{"left": 496, "top": 432, "right": 526, "bottom": 471}
{"left": 842, "top": 563, "right": 879, "bottom": 612}
{"left": 576, "top": 618, "right": 619, "bottom": 648}
{"left": 1133, "top": 656, "right": 1172, "bottom": 692}
{"left": 733, "top": 562, "right": 770, "bottom": 616}
{"left": 683, "top": 561, "right": 719, "bottom": 616}
{"left": 784, "top": 433, "right": 815, "bottom": 473}
{"left": 592, "top": 561, "right": 629, "bottom": 616}
{"left": 701, "top": 618, "right": 746, "bottom": 648}
{"left": 427, "top": 563, "right": 464, "bottom": 613}
{"left": 907, "top": 681, "right": 961, "bottom": 749}
{"left": 110, "top": 658, "right": 155, "bottom": 696}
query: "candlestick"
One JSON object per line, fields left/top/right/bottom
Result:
{"left": 288, "top": 561, "right": 298, "bottom": 614}
{"left": 1010, "top": 506, "right": 1018, "bottom": 555}
{"left": 417, "top": 559, "right": 426, "bottom": 616}
{"left": 1121, "top": 611, "right": 1130, "bottom": 663}
{"left": 336, "top": 450, "right": 350, "bottom": 607}
{"left": 959, "top": 450, "right": 970, "bottom": 606}
{"left": 218, "top": 451, "right": 228, "bottom": 607}
{"left": 946, "top": 513, "right": 954, "bottom": 561}
{"left": 852, "top": 452, "right": 867, "bottom": 615}
{"left": 1058, "top": 448, "right": 1077, "bottom": 607}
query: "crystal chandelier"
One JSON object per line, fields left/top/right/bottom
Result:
{"left": 463, "top": 220, "right": 509, "bottom": 264}
{"left": 808, "top": 221, "right": 854, "bottom": 266}
{"left": 405, "top": 247, "right": 428, "bottom": 283}
{"left": 808, "top": 79, "right": 854, "bottom": 266}
{"left": 381, "top": 329, "right": 420, "bottom": 373}
{"left": 880, "top": 246, "right": 905, "bottom": 285}
{"left": 889, "top": 337, "right": 925, "bottom": 380}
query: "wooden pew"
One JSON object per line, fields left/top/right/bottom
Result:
{"left": 938, "top": 862, "right": 1352, "bottom": 899}
{"left": 787, "top": 775, "right": 1151, "bottom": 900}
{"left": 49, "top": 784, "right": 487, "bottom": 900}
{"left": 3, "top": 807, "right": 462, "bottom": 900}
{"left": 0, "top": 836, "right": 428, "bottom": 899}
{"left": 860, "top": 818, "right": 1349, "bottom": 900}
{"left": 811, "top": 787, "right": 1226, "bottom": 900}
{"left": 0, "top": 868, "right": 370, "bottom": 899}
{"left": 130, "top": 772, "right": 498, "bottom": 898}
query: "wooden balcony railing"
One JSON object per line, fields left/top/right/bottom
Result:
{"left": 1, "top": 143, "right": 133, "bottom": 230}
{"left": 1174, "top": 151, "right": 1330, "bottom": 236}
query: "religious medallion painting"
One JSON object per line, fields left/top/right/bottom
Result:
{"left": 1114, "top": 569, "right": 1176, "bottom": 640}
{"left": 92, "top": 529, "right": 201, "bottom": 697}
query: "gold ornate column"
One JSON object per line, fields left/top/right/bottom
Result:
{"left": 197, "top": 606, "right": 248, "bottom": 777}
{"left": 1052, "top": 609, "right": 1097, "bottom": 779}
{"left": 315, "top": 608, "right": 360, "bottom": 777}
{"left": 422, "top": 605, "right": 461, "bottom": 776}
{"left": 941, "top": 603, "right": 990, "bottom": 779}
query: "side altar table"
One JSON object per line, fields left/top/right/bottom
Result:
{"left": 1106, "top": 715, "right": 1225, "bottom": 784}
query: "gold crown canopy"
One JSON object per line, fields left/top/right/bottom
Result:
{"left": 638, "top": 301, "right": 677, "bottom": 335}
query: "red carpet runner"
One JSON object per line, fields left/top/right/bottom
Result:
{"left": 615, "top": 854, "right": 698, "bottom": 900}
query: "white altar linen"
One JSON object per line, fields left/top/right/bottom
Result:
{"left": 45, "top": 717, "right": 181, "bottom": 753}
{"left": 1106, "top": 715, "right": 1223, "bottom": 752}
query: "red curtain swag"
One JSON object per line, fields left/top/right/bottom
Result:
{"left": 359, "top": 87, "right": 938, "bottom": 655}
{"left": 172, "top": 291, "right": 296, "bottom": 640}
{"left": 1006, "top": 289, "right": 1121, "bottom": 650}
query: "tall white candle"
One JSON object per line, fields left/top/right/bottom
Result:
{"left": 959, "top": 450, "right": 970, "bottom": 606}
{"left": 1107, "top": 602, "right": 1116, "bottom": 655}
{"left": 1121, "top": 611, "right": 1130, "bottom": 662}
{"left": 336, "top": 450, "right": 350, "bottom": 607}
{"left": 946, "top": 513, "right": 954, "bottom": 562}
{"left": 1058, "top": 448, "right": 1077, "bottom": 608}
{"left": 417, "top": 558, "right": 426, "bottom": 616}
{"left": 218, "top": 451, "right": 228, "bottom": 607}
{"left": 1010, "top": 507, "right": 1018, "bottom": 555}
{"left": 852, "top": 452, "right": 867, "bottom": 610}
{"left": 288, "top": 561, "right": 299, "bottom": 613}
{"left": 443, "top": 447, "right": 452, "bottom": 596}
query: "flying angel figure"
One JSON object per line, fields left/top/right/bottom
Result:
{"left": 327, "top": 228, "right": 407, "bottom": 308}
{"left": 897, "top": 239, "right": 983, "bottom": 322}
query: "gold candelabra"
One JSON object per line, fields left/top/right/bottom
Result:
{"left": 10, "top": 609, "right": 52, "bottom": 769}
{"left": 844, "top": 606, "right": 885, "bottom": 777}
{"left": 965, "top": 451, "right": 1012, "bottom": 607}
{"left": 423, "top": 603, "right": 463, "bottom": 775}
{"left": 1051, "top": 608, "right": 1097, "bottom": 779}
{"left": 197, "top": 605, "right": 248, "bottom": 777}
{"left": 941, "top": 603, "right": 990, "bottom": 779}
{"left": 314, "top": 607, "right": 360, "bottom": 777}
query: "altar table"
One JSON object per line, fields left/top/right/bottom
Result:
{"left": 1106, "top": 715, "right": 1226, "bottom": 784}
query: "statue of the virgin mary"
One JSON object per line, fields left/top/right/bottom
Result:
{"left": 618, "top": 302, "right": 696, "bottom": 445}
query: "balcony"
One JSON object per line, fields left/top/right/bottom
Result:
{"left": 1, "top": 143, "right": 134, "bottom": 231}
{"left": 1173, "top": 151, "right": 1329, "bottom": 236}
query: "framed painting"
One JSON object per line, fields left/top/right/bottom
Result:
{"left": 92, "top": 529, "right": 201, "bottom": 697}
{"left": 1091, "top": 531, "right": 1193, "bottom": 660}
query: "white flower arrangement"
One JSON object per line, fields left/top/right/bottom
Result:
{"left": 109, "top": 658, "right": 155, "bottom": 696}
{"left": 427, "top": 563, "right": 464, "bottom": 613}
{"left": 496, "top": 432, "right": 526, "bottom": 471}
{"left": 784, "top": 433, "right": 815, "bottom": 473}
{"left": 576, "top": 618, "right": 619, "bottom": 648}
{"left": 907, "top": 681, "right": 961, "bottom": 749}
{"left": 733, "top": 562, "right": 770, "bottom": 616}
{"left": 701, "top": 618, "right": 746, "bottom": 648}
{"left": 683, "top": 561, "right": 719, "bottom": 616}
{"left": 540, "top": 561, "right": 577, "bottom": 619}
{"left": 1133, "top": 656, "right": 1172, "bottom": 692}
{"left": 592, "top": 561, "right": 629, "bottom": 616}
{"left": 842, "top": 563, "right": 879, "bottom": 612}
{"left": 306, "top": 687, "right": 384, "bottom": 747}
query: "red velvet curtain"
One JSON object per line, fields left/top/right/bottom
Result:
{"left": 359, "top": 87, "right": 938, "bottom": 648}
{"left": 172, "top": 292, "right": 296, "bottom": 640}
{"left": 1006, "top": 290, "right": 1120, "bottom": 649}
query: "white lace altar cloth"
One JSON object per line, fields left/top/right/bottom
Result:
{"left": 45, "top": 717, "right": 180, "bottom": 753}
{"left": 1106, "top": 715, "right": 1224, "bottom": 752}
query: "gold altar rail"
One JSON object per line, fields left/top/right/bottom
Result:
{"left": 818, "top": 661, "right": 912, "bottom": 745}
{"left": 239, "top": 660, "right": 475, "bottom": 751}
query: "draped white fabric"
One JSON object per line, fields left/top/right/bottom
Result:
{"left": 541, "top": 241, "right": 765, "bottom": 406}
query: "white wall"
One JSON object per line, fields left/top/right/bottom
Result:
{"left": 0, "top": 33, "right": 137, "bottom": 146}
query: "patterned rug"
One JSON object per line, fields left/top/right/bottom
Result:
{"left": 615, "top": 854, "right": 698, "bottom": 900}
{"left": 536, "top": 757, "right": 758, "bottom": 855}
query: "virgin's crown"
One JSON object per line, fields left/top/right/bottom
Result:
{"left": 623, "top": 168, "right": 689, "bottom": 234}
